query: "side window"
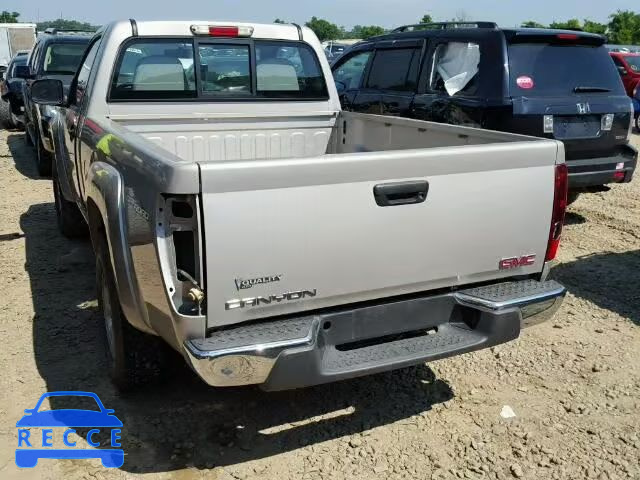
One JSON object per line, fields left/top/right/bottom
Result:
{"left": 366, "top": 48, "right": 420, "bottom": 91}
{"left": 75, "top": 40, "right": 101, "bottom": 105}
{"left": 429, "top": 42, "right": 480, "bottom": 97}
{"left": 333, "top": 51, "right": 372, "bottom": 90}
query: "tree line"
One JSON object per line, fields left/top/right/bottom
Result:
{"left": 522, "top": 12, "right": 640, "bottom": 44}
{"left": 294, "top": 11, "right": 639, "bottom": 44}
{"left": 1, "top": 9, "right": 637, "bottom": 45}
{"left": 0, "top": 11, "right": 99, "bottom": 32}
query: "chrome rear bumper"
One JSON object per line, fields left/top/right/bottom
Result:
{"left": 184, "top": 279, "right": 565, "bottom": 390}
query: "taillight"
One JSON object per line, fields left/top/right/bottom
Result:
{"left": 545, "top": 164, "right": 568, "bottom": 262}
{"left": 190, "top": 25, "right": 254, "bottom": 37}
{"left": 601, "top": 114, "right": 614, "bottom": 131}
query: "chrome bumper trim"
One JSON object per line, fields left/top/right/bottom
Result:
{"left": 184, "top": 318, "right": 319, "bottom": 387}
{"left": 184, "top": 280, "right": 566, "bottom": 387}
{"left": 454, "top": 281, "right": 566, "bottom": 329}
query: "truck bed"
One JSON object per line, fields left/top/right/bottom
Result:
{"left": 107, "top": 111, "right": 563, "bottom": 328}
{"left": 110, "top": 108, "right": 541, "bottom": 162}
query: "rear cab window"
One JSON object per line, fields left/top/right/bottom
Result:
{"left": 508, "top": 43, "right": 625, "bottom": 97}
{"left": 110, "top": 38, "right": 328, "bottom": 101}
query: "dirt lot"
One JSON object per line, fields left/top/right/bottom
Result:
{"left": 0, "top": 120, "right": 639, "bottom": 480}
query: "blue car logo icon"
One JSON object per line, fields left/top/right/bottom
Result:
{"left": 16, "top": 391, "right": 124, "bottom": 468}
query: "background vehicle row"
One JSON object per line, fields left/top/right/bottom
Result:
{"left": 332, "top": 23, "right": 638, "bottom": 198}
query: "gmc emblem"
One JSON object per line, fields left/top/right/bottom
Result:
{"left": 499, "top": 255, "right": 537, "bottom": 270}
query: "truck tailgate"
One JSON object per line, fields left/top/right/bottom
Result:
{"left": 199, "top": 141, "right": 560, "bottom": 327}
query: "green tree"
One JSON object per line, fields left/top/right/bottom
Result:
{"left": 582, "top": 19, "right": 607, "bottom": 35}
{"left": 0, "top": 11, "right": 20, "bottom": 23}
{"left": 608, "top": 10, "right": 640, "bottom": 44}
{"left": 549, "top": 19, "right": 582, "bottom": 31}
{"left": 305, "top": 16, "right": 341, "bottom": 41}
{"left": 420, "top": 14, "right": 433, "bottom": 25}
{"left": 274, "top": 18, "right": 286, "bottom": 24}
{"left": 521, "top": 21, "right": 546, "bottom": 28}
{"left": 37, "top": 19, "right": 99, "bottom": 32}
{"left": 349, "top": 25, "right": 385, "bottom": 39}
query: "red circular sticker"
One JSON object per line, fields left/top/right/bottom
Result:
{"left": 517, "top": 76, "right": 535, "bottom": 89}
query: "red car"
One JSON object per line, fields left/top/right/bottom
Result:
{"left": 610, "top": 52, "right": 640, "bottom": 96}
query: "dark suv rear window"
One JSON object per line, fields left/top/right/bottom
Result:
{"left": 508, "top": 44, "right": 625, "bottom": 97}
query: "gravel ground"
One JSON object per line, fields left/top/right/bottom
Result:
{"left": 0, "top": 116, "right": 639, "bottom": 480}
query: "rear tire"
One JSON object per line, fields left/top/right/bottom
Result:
{"left": 95, "top": 235, "right": 168, "bottom": 392}
{"left": 53, "top": 163, "right": 88, "bottom": 238}
{"left": 36, "top": 132, "right": 52, "bottom": 177}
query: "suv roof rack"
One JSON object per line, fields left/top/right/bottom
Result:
{"left": 392, "top": 22, "right": 498, "bottom": 33}
{"left": 43, "top": 27, "right": 95, "bottom": 35}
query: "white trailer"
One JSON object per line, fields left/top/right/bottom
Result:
{"left": 0, "top": 23, "right": 36, "bottom": 70}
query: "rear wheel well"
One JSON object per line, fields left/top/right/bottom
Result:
{"left": 87, "top": 198, "right": 106, "bottom": 251}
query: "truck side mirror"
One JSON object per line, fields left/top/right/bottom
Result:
{"left": 31, "top": 79, "right": 65, "bottom": 106}
{"left": 14, "top": 65, "right": 32, "bottom": 79}
{"left": 617, "top": 66, "right": 628, "bottom": 76}
{"left": 335, "top": 80, "right": 347, "bottom": 94}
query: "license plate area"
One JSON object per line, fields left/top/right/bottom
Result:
{"left": 553, "top": 115, "right": 600, "bottom": 139}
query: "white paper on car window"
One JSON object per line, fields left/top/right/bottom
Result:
{"left": 436, "top": 42, "right": 480, "bottom": 96}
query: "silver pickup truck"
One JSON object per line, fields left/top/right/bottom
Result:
{"left": 30, "top": 20, "right": 568, "bottom": 391}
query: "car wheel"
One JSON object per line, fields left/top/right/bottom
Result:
{"left": 53, "top": 164, "right": 88, "bottom": 238}
{"left": 14, "top": 450, "right": 38, "bottom": 468}
{"left": 35, "top": 132, "right": 52, "bottom": 177}
{"left": 95, "top": 235, "right": 168, "bottom": 392}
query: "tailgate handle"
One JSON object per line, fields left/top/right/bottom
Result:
{"left": 373, "top": 181, "right": 429, "bottom": 207}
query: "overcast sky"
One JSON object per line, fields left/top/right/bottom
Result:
{"left": 6, "top": 0, "right": 639, "bottom": 29}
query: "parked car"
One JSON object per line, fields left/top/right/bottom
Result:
{"left": 332, "top": 23, "right": 637, "bottom": 199}
{"left": 610, "top": 51, "right": 640, "bottom": 96}
{"left": 0, "top": 50, "right": 29, "bottom": 128}
{"left": 16, "top": 29, "right": 91, "bottom": 176}
{"left": 32, "top": 19, "right": 566, "bottom": 392}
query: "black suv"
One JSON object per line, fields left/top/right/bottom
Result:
{"left": 331, "top": 22, "right": 637, "bottom": 196}
{"left": 16, "top": 29, "right": 90, "bottom": 175}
